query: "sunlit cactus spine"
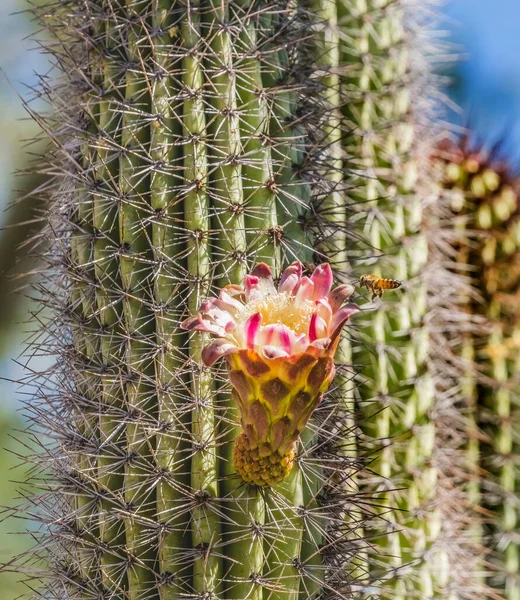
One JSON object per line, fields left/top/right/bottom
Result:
{"left": 8, "top": 0, "right": 371, "bottom": 599}
{"left": 435, "top": 137, "right": 520, "bottom": 600}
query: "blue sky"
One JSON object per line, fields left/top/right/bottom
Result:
{"left": 443, "top": 0, "right": 520, "bottom": 156}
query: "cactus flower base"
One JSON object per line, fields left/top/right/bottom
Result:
{"left": 233, "top": 432, "right": 296, "bottom": 486}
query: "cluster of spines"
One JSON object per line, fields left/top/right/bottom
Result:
{"left": 434, "top": 136, "right": 520, "bottom": 600}
{"left": 7, "top": 0, "right": 374, "bottom": 599}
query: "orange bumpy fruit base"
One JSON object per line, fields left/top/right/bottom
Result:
{"left": 233, "top": 432, "right": 296, "bottom": 487}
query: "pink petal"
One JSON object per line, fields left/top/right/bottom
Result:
{"left": 201, "top": 303, "right": 235, "bottom": 330}
{"left": 310, "top": 338, "right": 331, "bottom": 351}
{"left": 309, "top": 313, "right": 328, "bottom": 342}
{"left": 293, "top": 333, "right": 310, "bottom": 353}
{"left": 295, "top": 277, "right": 314, "bottom": 307}
{"left": 278, "top": 273, "right": 299, "bottom": 295}
{"left": 201, "top": 339, "right": 238, "bottom": 366}
{"left": 199, "top": 319, "right": 227, "bottom": 337}
{"left": 181, "top": 314, "right": 224, "bottom": 336}
{"left": 244, "top": 312, "right": 262, "bottom": 349}
{"left": 310, "top": 263, "right": 333, "bottom": 299}
{"left": 181, "top": 315, "right": 201, "bottom": 331}
{"left": 251, "top": 262, "right": 276, "bottom": 296}
{"left": 251, "top": 262, "right": 272, "bottom": 280}
{"left": 225, "top": 321, "right": 236, "bottom": 334}
{"left": 244, "top": 275, "right": 260, "bottom": 302}
{"left": 217, "top": 290, "right": 244, "bottom": 312}
{"left": 315, "top": 299, "right": 332, "bottom": 324}
{"left": 328, "top": 303, "right": 359, "bottom": 343}
{"left": 257, "top": 323, "right": 296, "bottom": 354}
{"left": 199, "top": 299, "right": 215, "bottom": 313}
{"left": 327, "top": 284, "right": 355, "bottom": 312}
{"left": 279, "top": 261, "right": 303, "bottom": 293}
{"left": 224, "top": 284, "right": 244, "bottom": 298}
{"left": 262, "top": 345, "right": 289, "bottom": 359}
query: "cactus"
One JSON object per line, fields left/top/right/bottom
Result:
{"left": 330, "top": 0, "right": 444, "bottom": 596}
{"left": 435, "top": 137, "right": 520, "bottom": 600}
{"left": 8, "top": 1, "right": 373, "bottom": 599}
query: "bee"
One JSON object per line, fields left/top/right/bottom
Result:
{"left": 359, "top": 274, "right": 402, "bottom": 300}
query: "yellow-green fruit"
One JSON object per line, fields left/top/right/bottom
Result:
{"left": 233, "top": 432, "right": 296, "bottom": 487}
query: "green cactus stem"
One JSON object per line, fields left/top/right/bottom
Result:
{"left": 333, "top": 0, "right": 443, "bottom": 596}
{"left": 150, "top": 4, "right": 191, "bottom": 598}
{"left": 94, "top": 3, "right": 129, "bottom": 588}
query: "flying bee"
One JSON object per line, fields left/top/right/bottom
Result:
{"left": 359, "top": 274, "right": 402, "bottom": 300}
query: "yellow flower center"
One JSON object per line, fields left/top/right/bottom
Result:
{"left": 239, "top": 292, "right": 315, "bottom": 335}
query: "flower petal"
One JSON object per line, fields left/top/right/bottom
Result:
{"left": 310, "top": 263, "right": 333, "bottom": 299}
{"left": 328, "top": 303, "right": 359, "bottom": 343}
{"left": 310, "top": 338, "right": 331, "bottom": 351}
{"left": 262, "top": 345, "right": 289, "bottom": 359}
{"left": 293, "top": 333, "right": 309, "bottom": 354}
{"left": 315, "top": 298, "right": 333, "bottom": 324}
{"left": 251, "top": 262, "right": 276, "bottom": 296}
{"left": 217, "top": 289, "right": 244, "bottom": 312}
{"left": 251, "top": 262, "right": 272, "bottom": 281}
{"left": 257, "top": 323, "right": 296, "bottom": 354}
{"left": 244, "top": 275, "right": 260, "bottom": 301}
{"left": 200, "top": 301, "right": 235, "bottom": 329}
{"left": 181, "top": 315, "right": 202, "bottom": 331}
{"left": 181, "top": 314, "right": 225, "bottom": 336}
{"left": 328, "top": 284, "right": 355, "bottom": 312}
{"left": 295, "top": 277, "right": 314, "bottom": 307}
{"left": 279, "top": 261, "right": 303, "bottom": 293}
{"left": 201, "top": 339, "right": 238, "bottom": 366}
{"left": 309, "top": 313, "right": 328, "bottom": 342}
{"left": 244, "top": 312, "right": 262, "bottom": 349}
{"left": 225, "top": 321, "right": 236, "bottom": 334}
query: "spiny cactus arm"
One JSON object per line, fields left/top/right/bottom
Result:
{"left": 236, "top": 2, "right": 279, "bottom": 268}
{"left": 438, "top": 143, "right": 519, "bottom": 597}
{"left": 71, "top": 10, "right": 104, "bottom": 565}
{"left": 150, "top": 4, "right": 191, "bottom": 596}
{"left": 266, "top": 463, "right": 304, "bottom": 600}
{"left": 93, "top": 5, "right": 129, "bottom": 587}
{"left": 477, "top": 193, "right": 520, "bottom": 599}
{"left": 201, "top": 3, "right": 267, "bottom": 597}
{"left": 335, "top": 1, "right": 441, "bottom": 595}
{"left": 205, "top": 0, "right": 248, "bottom": 283}
{"left": 117, "top": 5, "right": 159, "bottom": 595}
{"left": 71, "top": 127, "right": 102, "bottom": 581}
{"left": 299, "top": 0, "right": 360, "bottom": 593}
{"left": 488, "top": 323, "right": 519, "bottom": 599}
{"left": 312, "top": 0, "right": 345, "bottom": 269}
{"left": 453, "top": 178, "right": 484, "bottom": 563}
{"left": 297, "top": 427, "right": 323, "bottom": 598}
{"left": 261, "top": 8, "right": 313, "bottom": 263}
{"left": 182, "top": 3, "right": 222, "bottom": 593}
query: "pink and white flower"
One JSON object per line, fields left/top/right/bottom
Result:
{"left": 182, "top": 261, "right": 358, "bottom": 486}
{"left": 181, "top": 261, "right": 358, "bottom": 366}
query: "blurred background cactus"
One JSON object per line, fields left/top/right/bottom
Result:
{"left": 434, "top": 137, "right": 520, "bottom": 600}
{"left": 1, "top": 0, "right": 520, "bottom": 599}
